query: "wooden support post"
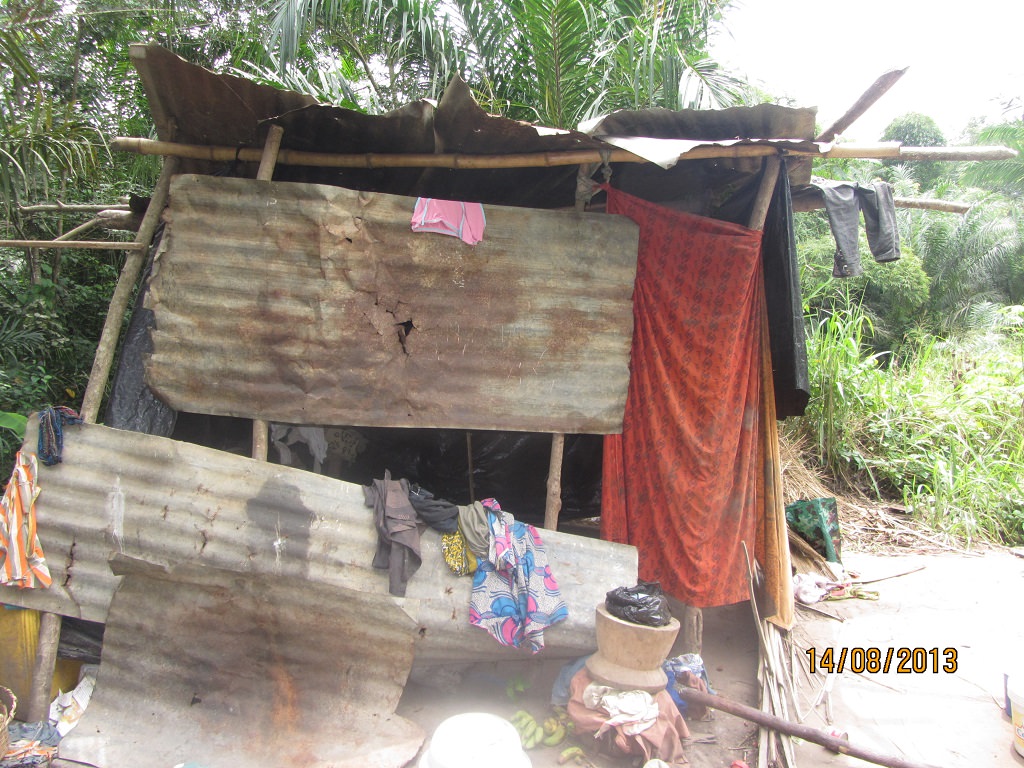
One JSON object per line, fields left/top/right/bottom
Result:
{"left": 80, "top": 157, "right": 179, "bottom": 424}
{"left": 543, "top": 433, "right": 566, "bottom": 530}
{"left": 23, "top": 611, "right": 61, "bottom": 723}
{"left": 251, "top": 124, "right": 285, "bottom": 462}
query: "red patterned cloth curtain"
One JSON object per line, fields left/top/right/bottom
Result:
{"left": 601, "top": 188, "right": 765, "bottom": 607}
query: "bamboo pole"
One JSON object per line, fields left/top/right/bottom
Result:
{"left": 18, "top": 202, "right": 130, "bottom": 213}
{"left": 793, "top": 195, "right": 971, "bottom": 214}
{"left": 54, "top": 217, "right": 103, "bottom": 241}
{"left": 816, "top": 68, "right": 908, "bottom": 143}
{"left": 0, "top": 239, "right": 147, "bottom": 250}
{"left": 110, "top": 136, "right": 1017, "bottom": 169}
{"left": 674, "top": 687, "right": 943, "bottom": 768}
{"left": 251, "top": 125, "right": 285, "bottom": 463}
{"left": 80, "top": 157, "right": 178, "bottom": 424}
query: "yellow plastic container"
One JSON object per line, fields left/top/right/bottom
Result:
{"left": 0, "top": 606, "right": 84, "bottom": 719}
{"left": 0, "top": 606, "right": 39, "bottom": 707}
{"left": 1010, "top": 675, "right": 1024, "bottom": 759}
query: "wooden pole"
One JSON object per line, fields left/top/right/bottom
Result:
{"left": 543, "top": 433, "right": 565, "bottom": 530}
{"left": 674, "top": 687, "right": 943, "bottom": 768}
{"left": 0, "top": 239, "right": 147, "bottom": 250}
{"left": 251, "top": 125, "right": 286, "bottom": 462}
{"left": 816, "top": 68, "right": 908, "bottom": 143}
{"left": 80, "top": 157, "right": 178, "bottom": 424}
{"left": 23, "top": 612, "right": 62, "bottom": 723}
{"left": 110, "top": 136, "right": 1017, "bottom": 169}
{"left": 18, "top": 202, "right": 130, "bottom": 213}
{"left": 792, "top": 194, "right": 971, "bottom": 215}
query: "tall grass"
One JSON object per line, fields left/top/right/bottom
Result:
{"left": 786, "top": 295, "right": 1024, "bottom": 547}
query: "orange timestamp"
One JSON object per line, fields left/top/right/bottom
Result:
{"left": 805, "top": 647, "right": 958, "bottom": 674}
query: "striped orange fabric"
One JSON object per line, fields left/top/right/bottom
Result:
{"left": 1, "top": 451, "right": 52, "bottom": 588}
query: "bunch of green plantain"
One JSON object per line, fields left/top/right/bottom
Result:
{"left": 509, "top": 708, "right": 572, "bottom": 749}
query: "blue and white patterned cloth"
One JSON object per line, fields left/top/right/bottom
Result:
{"left": 468, "top": 500, "right": 568, "bottom": 653}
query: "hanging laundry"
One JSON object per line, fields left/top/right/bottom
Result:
{"left": 813, "top": 180, "right": 901, "bottom": 277}
{"left": 37, "top": 405, "right": 82, "bottom": 466}
{"left": 411, "top": 198, "right": 487, "bottom": 245}
{"left": 441, "top": 530, "right": 476, "bottom": 576}
{"left": 1, "top": 451, "right": 52, "bottom": 589}
{"left": 363, "top": 470, "right": 424, "bottom": 597}
{"left": 469, "top": 499, "right": 567, "bottom": 653}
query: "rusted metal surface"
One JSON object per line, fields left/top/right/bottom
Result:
{"left": 128, "top": 44, "right": 817, "bottom": 213}
{"left": 0, "top": 420, "right": 638, "bottom": 665}
{"left": 144, "top": 174, "right": 639, "bottom": 433}
{"left": 59, "top": 556, "right": 425, "bottom": 768}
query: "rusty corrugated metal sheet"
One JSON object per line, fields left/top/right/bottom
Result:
{"left": 129, "top": 44, "right": 818, "bottom": 212}
{"left": 59, "top": 556, "right": 425, "bottom": 768}
{"left": 144, "top": 174, "right": 639, "bottom": 433}
{"left": 0, "top": 419, "right": 639, "bottom": 666}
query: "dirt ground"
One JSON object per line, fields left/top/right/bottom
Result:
{"left": 397, "top": 599, "right": 761, "bottom": 768}
{"left": 399, "top": 546, "right": 1024, "bottom": 768}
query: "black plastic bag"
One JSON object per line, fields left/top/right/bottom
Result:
{"left": 605, "top": 580, "right": 672, "bottom": 627}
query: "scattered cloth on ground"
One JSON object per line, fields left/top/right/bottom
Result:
{"left": 814, "top": 179, "right": 900, "bottom": 277}
{"left": 469, "top": 500, "right": 568, "bottom": 652}
{"left": 567, "top": 668, "right": 690, "bottom": 767}
{"left": 582, "top": 683, "right": 659, "bottom": 736}
{"left": 551, "top": 655, "right": 593, "bottom": 706}
{"left": 1, "top": 721, "right": 60, "bottom": 768}
{"left": 363, "top": 470, "right": 424, "bottom": 597}
{"left": 411, "top": 198, "right": 486, "bottom": 245}
{"left": 601, "top": 186, "right": 763, "bottom": 607}
{"left": 663, "top": 654, "right": 712, "bottom": 720}
{"left": 1, "top": 451, "right": 52, "bottom": 588}
{"left": 36, "top": 406, "right": 82, "bottom": 467}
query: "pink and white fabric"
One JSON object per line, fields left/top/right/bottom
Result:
{"left": 411, "top": 198, "right": 487, "bottom": 245}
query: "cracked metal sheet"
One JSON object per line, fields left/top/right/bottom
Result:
{"left": 59, "top": 555, "right": 425, "bottom": 768}
{"left": 0, "top": 419, "right": 639, "bottom": 667}
{"left": 144, "top": 174, "right": 639, "bottom": 433}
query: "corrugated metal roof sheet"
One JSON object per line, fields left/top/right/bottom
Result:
{"left": 143, "top": 175, "right": 638, "bottom": 432}
{"left": 129, "top": 44, "right": 817, "bottom": 216}
{"left": 0, "top": 419, "right": 638, "bottom": 667}
{"left": 60, "top": 555, "right": 425, "bottom": 768}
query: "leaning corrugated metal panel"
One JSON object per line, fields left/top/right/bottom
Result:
{"left": 0, "top": 419, "right": 638, "bottom": 666}
{"left": 59, "top": 555, "right": 426, "bottom": 768}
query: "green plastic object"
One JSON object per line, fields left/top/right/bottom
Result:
{"left": 785, "top": 497, "right": 841, "bottom": 563}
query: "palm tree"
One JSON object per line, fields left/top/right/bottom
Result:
{"left": 263, "top": 0, "right": 745, "bottom": 125}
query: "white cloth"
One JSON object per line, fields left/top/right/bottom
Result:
{"left": 582, "top": 683, "right": 660, "bottom": 736}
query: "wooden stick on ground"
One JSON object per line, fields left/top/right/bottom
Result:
{"left": 674, "top": 687, "right": 944, "bottom": 768}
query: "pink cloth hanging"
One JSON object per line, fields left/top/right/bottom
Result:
{"left": 411, "top": 198, "right": 486, "bottom": 245}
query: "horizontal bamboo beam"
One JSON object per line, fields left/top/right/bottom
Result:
{"left": 18, "top": 203, "right": 130, "bottom": 213}
{"left": 111, "top": 136, "right": 1017, "bottom": 170}
{"left": 792, "top": 195, "right": 971, "bottom": 214}
{"left": 0, "top": 239, "right": 146, "bottom": 251}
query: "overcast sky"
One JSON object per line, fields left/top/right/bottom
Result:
{"left": 709, "top": 0, "right": 1023, "bottom": 143}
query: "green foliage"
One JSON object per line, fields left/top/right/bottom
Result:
{"left": 263, "top": 0, "right": 746, "bottom": 124}
{"left": 880, "top": 112, "right": 947, "bottom": 191}
{"left": 786, "top": 308, "right": 1024, "bottom": 546}
{"left": 961, "top": 122, "right": 1024, "bottom": 200}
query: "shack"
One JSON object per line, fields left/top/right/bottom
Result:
{"left": 1, "top": 43, "right": 1010, "bottom": 768}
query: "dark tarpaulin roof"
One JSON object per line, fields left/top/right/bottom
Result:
{"left": 130, "top": 44, "right": 817, "bottom": 216}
